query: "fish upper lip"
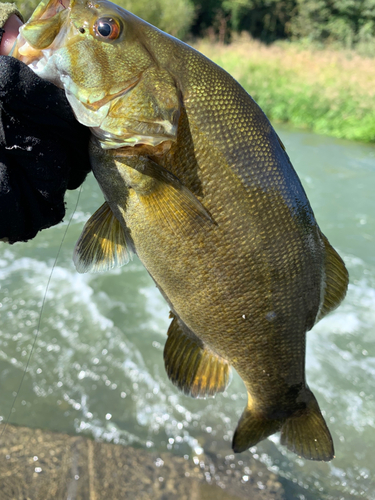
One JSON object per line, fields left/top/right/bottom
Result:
{"left": 36, "top": 0, "right": 70, "bottom": 22}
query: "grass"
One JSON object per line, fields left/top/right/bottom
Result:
{"left": 194, "top": 35, "right": 375, "bottom": 143}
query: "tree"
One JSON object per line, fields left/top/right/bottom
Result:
{"left": 291, "top": 0, "right": 375, "bottom": 49}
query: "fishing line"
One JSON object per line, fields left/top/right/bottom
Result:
{"left": 0, "top": 185, "right": 83, "bottom": 439}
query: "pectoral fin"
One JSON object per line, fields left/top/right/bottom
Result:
{"left": 316, "top": 233, "right": 349, "bottom": 322}
{"left": 116, "top": 155, "right": 216, "bottom": 236}
{"left": 142, "top": 178, "right": 215, "bottom": 237}
{"left": 73, "top": 202, "right": 130, "bottom": 274}
{"left": 164, "top": 315, "right": 231, "bottom": 398}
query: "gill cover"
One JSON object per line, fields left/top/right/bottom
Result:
{"left": 13, "top": 0, "right": 180, "bottom": 149}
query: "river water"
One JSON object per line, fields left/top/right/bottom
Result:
{"left": 0, "top": 125, "right": 374, "bottom": 499}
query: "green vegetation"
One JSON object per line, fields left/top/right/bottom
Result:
{"left": 196, "top": 36, "right": 375, "bottom": 143}
{"left": 292, "top": 0, "right": 375, "bottom": 55}
{"left": 14, "top": 0, "right": 375, "bottom": 143}
{"left": 191, "top": 0, "right": 296, "bottom": 42}
{"left": 112, "top": 0, "right": 194, "bottom": 39}
{"left": 191, "top": 0, "right": 375, "bottom": 55}
{"left": 15, "top": 0, "right": 194, "bottom": 38}
{"left": 17, "top": 0, "right": 375, "bottom": 53}
{"left": 14, "top": 0, "right": 38, "bottom": 20}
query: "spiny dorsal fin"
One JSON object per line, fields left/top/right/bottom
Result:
{"left": 164, "top": 315, "right": 231, "bottom": 399}
{"left": 280, "top": 389, "right": 334, "bottom": 461}
{"left": 317, "top": 233, "right": 349, "bottom": 322}
{"left": 73, "top": 202, "right": 130, "bottom": 274}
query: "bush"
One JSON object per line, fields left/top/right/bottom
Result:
{"left": 191, "top": 0, "right": 297, "bottom": 42}
{"left": 195, "top": 36, "right": 375, "bottom": 142}
{"left": 15, "top": 0, "right": 375, "bottom": 51}
{"left": 225, "top": 0, "right": 297, "bottom": 42}
{"left": 116, "top": 0, "right": 195, "bottom": 38}
{"left": 191, "top": 0, "right": 375, "bottom": 51}
{"left": 290, "top": 0, "right": 375, "bottom": 50}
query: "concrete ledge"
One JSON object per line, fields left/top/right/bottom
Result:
{"left": 0, "top": 424, "right": 284, "bottom": 499}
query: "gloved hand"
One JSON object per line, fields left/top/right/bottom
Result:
{"left": 0, "top": 7, "right": 92, "bottom": 244}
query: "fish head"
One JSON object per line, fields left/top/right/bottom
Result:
{"left": 13, "top": 0, "right": 180, "bottom": 149}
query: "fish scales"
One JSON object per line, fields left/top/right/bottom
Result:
{"left": 147, "top": 45, "right": 321, "bottom": 382}
{"left": 13, "top": 0, "right": 349, "bottom": 460}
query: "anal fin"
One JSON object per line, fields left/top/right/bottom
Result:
{"left": 164, "top": 315, "right": 231, "bottom": 398}
{"left": 73, "top": 202, "right": 131, "bottom": 274}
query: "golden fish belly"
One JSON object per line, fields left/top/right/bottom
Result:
{"left": 92, "top": 131, "right": 324, "bottom": 413}
{"left": 86, "top": 40, "right": 346, "bottom": 459}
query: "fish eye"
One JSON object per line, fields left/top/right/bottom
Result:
{"left": 93, "top": 17, "right": 122, "bottom": 41}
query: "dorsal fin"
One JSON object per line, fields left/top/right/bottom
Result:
{"left": 73, "top": 202, "right": 131, "bottom": 274}
{"left": 317, "top": 233, "right": 349, "bottom": 322}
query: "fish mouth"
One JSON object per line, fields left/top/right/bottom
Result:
{"left": 12, "top": 0, "right": 138, "bottom": 101}
{"left": 12, "top": 0, "right": 174, "bottom": 149}
{"left": 12, "top": 0, "right": 74, "bottom": 65}
{"left": 12, "top": 0, "right": 143, "bottom": 132}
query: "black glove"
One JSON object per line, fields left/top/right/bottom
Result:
{"left": 0, "top": 56, "right": 91, "bottom": 243}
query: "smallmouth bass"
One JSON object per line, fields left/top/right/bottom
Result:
{"left": 13, "top": 0, "right": 349, "bottom": 460}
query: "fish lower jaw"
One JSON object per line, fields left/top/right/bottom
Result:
{"left": 29, "top": 52, "right": 61, "bottom": 84}
{"left": 14, "top": 43, "right": 64, "bottom": 89}
{"left": 92, "top": 128, "right": 177, "bottom": 150}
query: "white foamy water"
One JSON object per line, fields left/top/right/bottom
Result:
{"left": 0, "top": 127, "right": 374, "bottom": 499}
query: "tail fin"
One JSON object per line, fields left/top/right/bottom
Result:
{"left": 232, "top": 393, "right": 282, "bottom": 453}
{"left": 232, "top": 390, "right": 334, "bottom": 461}
{"left": 280, "top": 389, "right": 334, "bottom": 461}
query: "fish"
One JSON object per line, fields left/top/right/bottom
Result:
{"left": 13, "top": 0, "right": 349, "bottom": 461}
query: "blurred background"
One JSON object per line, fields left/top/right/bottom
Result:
{"left": 15, "top": 0, "right": 375, "bottom": 144}
{"left": 1, "top": 1, "right": 374, "bottom": 499}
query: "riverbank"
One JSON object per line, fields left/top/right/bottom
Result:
{"left": 195, "top": 35, "right": 375, "bottom": 143}
{"left": 0, "top": 423, "right": 284, "bottom": 499}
